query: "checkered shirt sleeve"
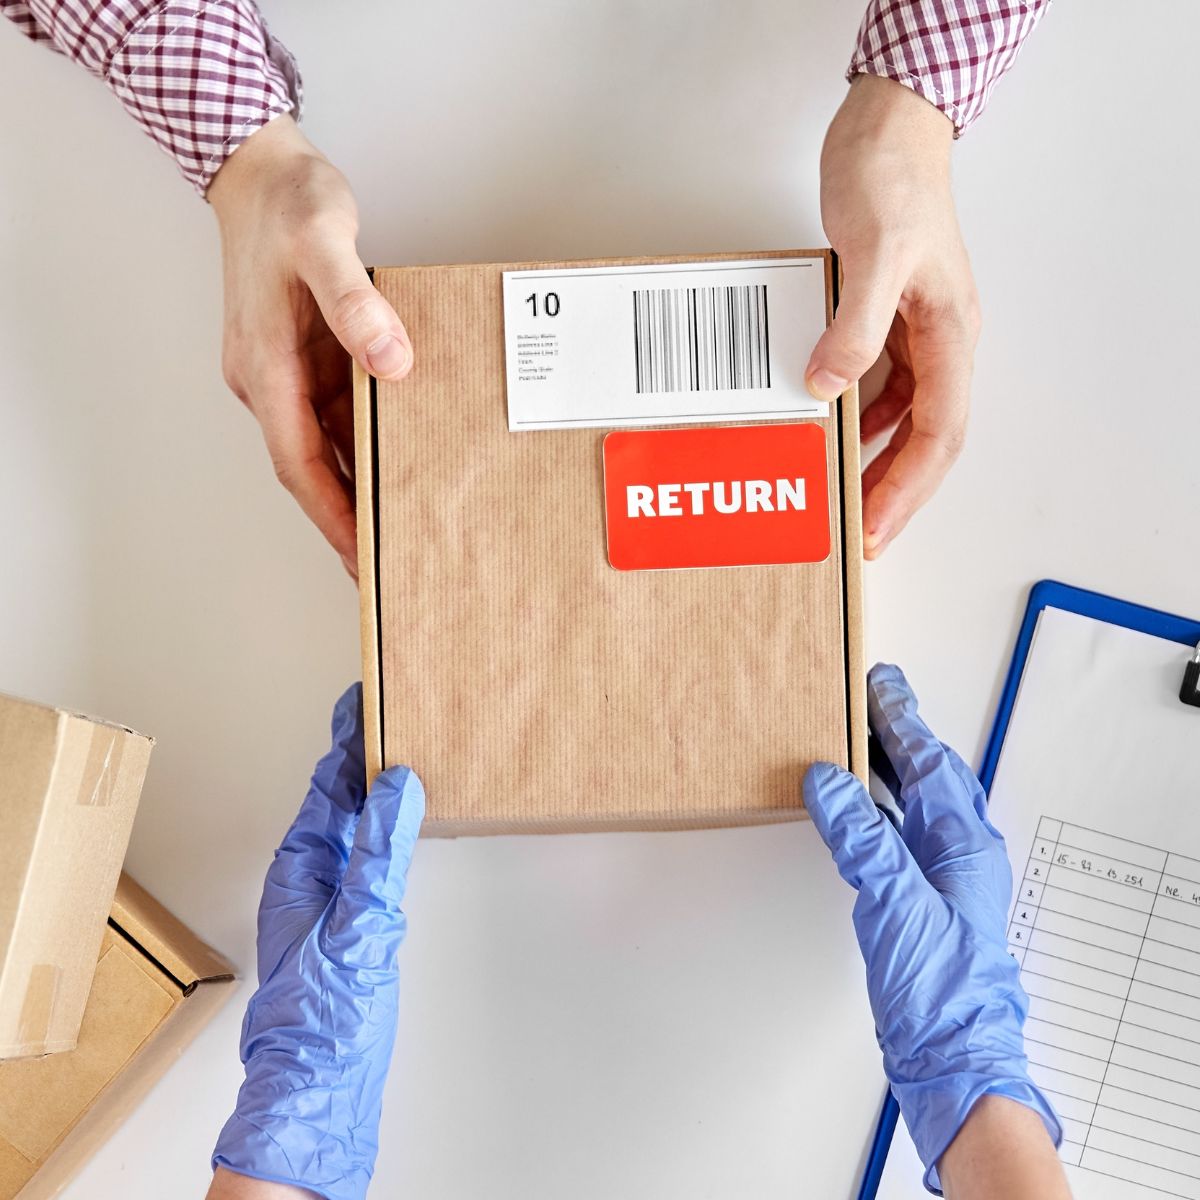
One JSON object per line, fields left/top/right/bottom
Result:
{"left": 850, "top": 0, "right": 1049, "bottom": 135}
{"left": 1, "top": 0, "right": 302, "bottom": 195}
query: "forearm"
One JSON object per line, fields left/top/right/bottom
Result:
{"left": 849, "top": 0, "right": 1050, "bottom": 134}
{"left": 939, "top": 1095, "right": 1071, "bottom": 1200}
{"left": 0, "top": 0, "right": 301, "bottom": 194}
{"left": 206, "top": 1166, "right": 319, "bottom": 1200}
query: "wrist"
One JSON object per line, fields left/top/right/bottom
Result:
{"left": 213, "top": 1105, "right": 379, "bottom": 1200}
{"left": 825, "top": 74, "right": 953, "bottom": 176}
{"left": 892, "top": 1070, "right": 1061, "bottom": 1194}
{"left": 207, "top": 1165, "right": 319, "bottom": 1200}
{"left": 938, "top": 1094, "right": 1069, "bottom": 1199}
{"left": 207, "top": 114, "right": 325, "bottom": 219}
{"left": 842, "top": 73, "right": 954, "bottom": 140}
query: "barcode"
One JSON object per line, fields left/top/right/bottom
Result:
{"left": 632, "top": 284, "right": 771, "bottom": 395}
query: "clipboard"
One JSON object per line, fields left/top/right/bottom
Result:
{"left": 857, "top": 579, "right": 1200, "bottom": 1200}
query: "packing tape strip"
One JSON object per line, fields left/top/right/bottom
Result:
{"left": 16, "top": 963, "right": 61, "bottom": 1049}
{"left": 78, "top": 725, "right": 124, "bottom": 807}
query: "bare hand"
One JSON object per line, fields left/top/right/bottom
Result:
{"left": 808, "top": 75, "right": 980, "bottom": 559}
{"left": 207, "top": 116, "right": 412, "bottom": 577}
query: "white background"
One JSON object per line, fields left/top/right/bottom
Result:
{"left": 1, "top": 3, "right": 1197, "bottom": 1198}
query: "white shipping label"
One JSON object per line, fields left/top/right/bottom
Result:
{"left": 502, "top": 259, "right": 831, "bottom": 431}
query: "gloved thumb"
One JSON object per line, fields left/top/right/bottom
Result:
{"left": 804, "top": 256, "right": 903, "bottom": 401}
{"left": 804, "top": 761, "right": 927, "bottom": 911}
{"left": 322, "top": 765, "right": 425, "bottom": 972}
{"left": 805, "top": 762, "right": 891, "bottom": 888}
{"left": 301, "top": 235, "right": 414, "bottom": 381}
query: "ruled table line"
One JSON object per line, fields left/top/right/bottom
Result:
{"left": 1010, "top": 817, "right": 1200, "bottom": 1198}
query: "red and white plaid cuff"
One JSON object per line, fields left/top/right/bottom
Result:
{"left": 849, "top": 0, "right": 1049, "bottom": 135}
{"left": 2, "top": 0, "right": 302, "bottom": 194}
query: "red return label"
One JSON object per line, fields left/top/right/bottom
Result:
{"left": 602, "top": 423, "right": 830, "bottom": 571}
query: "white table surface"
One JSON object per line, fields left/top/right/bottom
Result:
{"left": 1, "top": 3, "right": 1197, "bottom": 1198}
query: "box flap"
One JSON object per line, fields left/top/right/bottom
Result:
{"left": 110, "top": 875, "right": 234, "bottom": 988}
{"left": 0, "top": 932, "right": 174, "bottom": 1163}
{"left": 0, "top": 896, "right": 236, "bottom": 1200}
{"left": 15, "top": 972, "right": 236, "bottom": 1200}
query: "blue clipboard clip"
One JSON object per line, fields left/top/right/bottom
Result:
{"left": 856, "top": 579, "right": 1200, "bottom": 1200}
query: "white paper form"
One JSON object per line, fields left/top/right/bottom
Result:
{"left": 876, "top": 606, "right": 1200, "bottom": 1199}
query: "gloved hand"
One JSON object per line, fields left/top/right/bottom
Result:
{"left": 804, "top": 664, "right": 1060, "bottom": 1194}
{"left": 212, "top": 684, "right": 424, "bottom": 1200}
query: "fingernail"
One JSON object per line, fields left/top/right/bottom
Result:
{"left": 366, "top": 334, "right": 411, "bottom": 378}
{"left": 341, "top": 552, "right": 359, "bottom": 581}
{"left": 806, "top": 368, "right": 850, "bottom": 402}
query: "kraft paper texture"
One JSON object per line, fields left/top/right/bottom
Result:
{"left": 362, "top": 253, "right": 863, "bottom": 834}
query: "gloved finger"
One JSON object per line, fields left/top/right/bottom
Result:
{"left": 867, "top": 730, "right": 903, "bottom": 809}
{"left": 804, "top": 761, "right": 936, "bottom": 946}
{"left": 868, "top": 664, "right": 985, "bottom": 817}
{"left": 322, "top": 765, "right": 425, "bottom": 972}
{"left": 940, "top": 739, "right": 1004, "bottom": 844}
{"left": 934, "top": 738, "right": 1014, "bottom": 911}
{"left": 867, "top": 664, "right": 1003, "bottom": 898}
{"left": 266, "top": 684, "right": 366, "bottom": 902}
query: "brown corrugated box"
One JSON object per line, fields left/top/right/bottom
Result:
{"left": 0, "top": 874, "right": 236, "bottom": 1200}
{"left": 0, "top": 693, "right": 153, "bottom": 1059}
{"left": 356, "top": 250, "right": 866, "bottom": 835}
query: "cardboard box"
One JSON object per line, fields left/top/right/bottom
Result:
{"left": 0, "top": 694, "right": 153, "bottom": 1059}
{"left": 0, "top": 874, "right": 236, "bottom": 1200}
{"left": 356, "top": 251, "right": 866, "bottom": 835}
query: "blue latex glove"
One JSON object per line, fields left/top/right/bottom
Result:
{"left": 804, "top": 664, "right": 1060, "bottom": 1194}
{"left": 212, "top": 684, "right": 424, "bottom": 1200}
